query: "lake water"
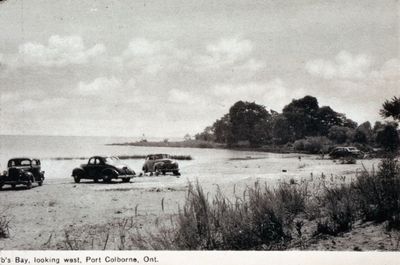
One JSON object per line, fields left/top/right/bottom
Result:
{"left": 0, "top": 135, "right": 377, "bottom": 190}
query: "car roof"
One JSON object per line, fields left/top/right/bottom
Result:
{"left": 8, "top": 157, "right": 39, "bottom": 161}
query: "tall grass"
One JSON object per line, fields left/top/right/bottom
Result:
{"left": 54, "top": 157, "right": 400, "bottom": 250}
{"left": 0, "top": 208, "right": 11, "bottom": 239}
{"left": 353, "top": 158, "right": 400, "bottom": 228}
{"left": 133, "top": 181, "right": 308, "bottom": 250}
{"left": 316, "top": 184, "right": 356, "bottom": 235}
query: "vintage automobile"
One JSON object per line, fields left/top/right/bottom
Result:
{"left": 142, "top": 154, "right": 180, "bottom": 176}
{"left": 0, "top": 158, "right": 45, "bottom": 189}
{"left": 329, "top": 147, "right": 364, "bottom": 159}
{"left": 71, "top": 156, "right": 135, "bottom": 183}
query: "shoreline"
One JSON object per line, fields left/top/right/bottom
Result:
{"left": 107, "top": 140, "right": 296, "bottom": 154}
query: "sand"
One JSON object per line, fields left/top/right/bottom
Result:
{"left": 0, "top": 155, "right": 392, "bottom": 250}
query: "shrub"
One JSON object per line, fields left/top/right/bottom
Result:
{"left": 354, "top": 158, "right": 400, "bottom": 227}
{"left": 135, "top": 181, "right": 308, "bottom": 250}
{"left": 0, "top": 210, "right": 11, "bottom": 239}
{"left": 316, "top": 185, "right": 356, "bottom": 235}
{"left": 294, "top": 137, "right": 332, "bottom": 154}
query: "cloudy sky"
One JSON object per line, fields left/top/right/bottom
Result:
{"left": 0, "top": 0, "right": 399, "bottom": 137}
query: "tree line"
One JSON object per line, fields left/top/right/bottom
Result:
{"left": 195, "top": 95, "right": 400, "bottom": 153}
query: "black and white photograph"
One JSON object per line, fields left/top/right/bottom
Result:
{"left": 0, "top": 0, "right": 399, "bottom": 260}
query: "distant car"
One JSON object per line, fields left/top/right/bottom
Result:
{"left": 72, "top": 156, "right": 135, "bottom": 183}
{"left": 142, "top": 154, "right": 180, "bottom": 176}
{"left": 0, "top": 158, "right": 45, "bottom": 189}
{"left": 329, "top": 147, "right": 364, "bottom": 159}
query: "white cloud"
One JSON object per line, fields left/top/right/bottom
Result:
{"left": 206, "top": 38, "right": 253, "bottom": 61}
{"left": 305, "top": 50, "right": 372, "bottom": 79}
{"left": 121, "top": 38, "right": 191, "bottom": 74}
{"left": 15, "top": 35, "right": 106, "bottom": 67}
{"left": 212, "top": 79, "right": 306, "bottom": 111}
{"left": 14, "top": 97, "right": 68, "bottom": 112}
{"left": 77, "top": 76, "right": 122, "bottom": 95}
{"left": 119, "top": 37, "right": 264, "bottom": 75}
{"left": 306, "top": 57, "right": 400, "bottom": 123}
{"left": 168, "top": 89, "right": 193, "bottom": 103}
{"left": 195, "top": 37, "right": 262, "bottom": 71}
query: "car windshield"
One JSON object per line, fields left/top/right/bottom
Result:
{"left": 347, "top": 147, "right": 357, "bottom": 151}
{"left": 105, "top": 157, "right": 120, "bottom": 164}
{"left": 8, "top": 159, "right": 31, "bottom": 167}
{"left": 154, "top": 154, "right": 170, "bottom": 159}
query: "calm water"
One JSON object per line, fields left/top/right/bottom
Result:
{"left": 0, "top": 135, "right": 280, "bottom": 182}
{"left": 1, "top": 135, "right": 371, "bottom": 191}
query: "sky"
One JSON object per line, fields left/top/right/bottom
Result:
{"left": 0, "top": 0, "right": 399, "bottom": 138}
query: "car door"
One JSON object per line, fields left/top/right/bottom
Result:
{"left": 86, "top": 158, "right": 97, "bottom": 178}
{"left": 95, "top": 157, "right": 106, "bottom": 177}
{"left": 146, "top": 156, "right": 155, "bottom": 171}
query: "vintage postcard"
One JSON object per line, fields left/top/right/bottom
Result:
{"left": 0, "top": 0, "right": 399, "bottom": 264}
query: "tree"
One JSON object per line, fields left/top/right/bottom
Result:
{"left": 375, "top": 124, "right": 400, "bottom": 152}
{"left": 271, "top": 115, "right": 294, "bottom": 144}
{"left": 353, "top": 121, "right": 372, "bottom": 144}
{"left": 229, "top": 101, "right": 271, "bottom": 146}
{"left": 195, "top": 126, "right": 215, "bottom": 142}
{"left": 328, "top": 125, "right": 354, "bottom": 144}
{"left": 282, "top": 96, "right": 320, "bottom": 139}
{"left": 317, "top": 106, "right": 343, "bottom": 135}
{"left": 184, "top": 134, "right": 192, "bottom": 141}
{"left": 380, "top": 96, "right": 400, "bottom": 121}
{"left": 213, "top": 114, "right": 232, "bottom": 144}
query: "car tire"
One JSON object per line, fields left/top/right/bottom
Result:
{"left": 94, "top": 178, "right": 99, "bottom": 183}
{"left": 103, "top": 175, "right": 112, "bottom": 183}
{"left": 11, "top": 184, "right": 16, "bottom": 189}
{"left": 0, "top": 183, "right": 3, "bottom": 190}
{"left": 74, "top": 175, "right": 81, "bottom": 183}
{"left": 162, "top": 171, "right": 166, "bottom": 175}
{"left": 26, "top": 179, "right": 33, "bottom": 189}
{"left": 38, "top": 180, "right": 43, "bottom": 186}
{"left": 173, "top": 170, "right": 180, "bottom": 176}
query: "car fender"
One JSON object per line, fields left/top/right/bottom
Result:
{"left": 101, "top": 168, "right": 119, "bottom": 178}
{"left": 72, "top": 167, "right": 86, "bottom": 177}
{"left": 23, "top": 171, "right": 34, "bottom": 181}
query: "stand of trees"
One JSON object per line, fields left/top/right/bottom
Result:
{"left": 195, "top": 95, "right": 400, "bottom": 153}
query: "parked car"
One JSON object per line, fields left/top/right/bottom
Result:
{"left": 142, "top": 154, "right": 180, "bottom": 176}
{"left": 0, "top": 158, "right": 45, "bottom": 189}
{"left": 72, "top": 156, "right": 135, "bottom": 183}
{"left": 329, "top": 147, "right": 364, "bottom": 159}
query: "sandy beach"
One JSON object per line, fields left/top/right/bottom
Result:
{"left": 1, "top": 153, "right": 390, "bottom": 250}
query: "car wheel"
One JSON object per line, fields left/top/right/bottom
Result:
{"left": 11, "top": 184, "right": 16, "bottom": 189}
{"left": 26, "top": 179, "right": 32, "bottom": 189}
{"left": 94, "top": 178, "right": 99, "bottom": 183}
{"left": 0, "top": 183, "right": 3, "bottom": 190}
{"left": 74, "top": 175, "right": 81, "bottom": 183}
{"left": 103, "top": 175, "right": 112, "bottom": 183}
{"left": 38, "top": 179, "right": 43, "bottom": 186}
{"left": 162, "top": 171, "right": 166, "bottom": 175}
{"left": 122, "top": 178, "right": 130, "bottom": 183}
{"left": 173, "top": 170, "right": 180, "bottom": 176}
